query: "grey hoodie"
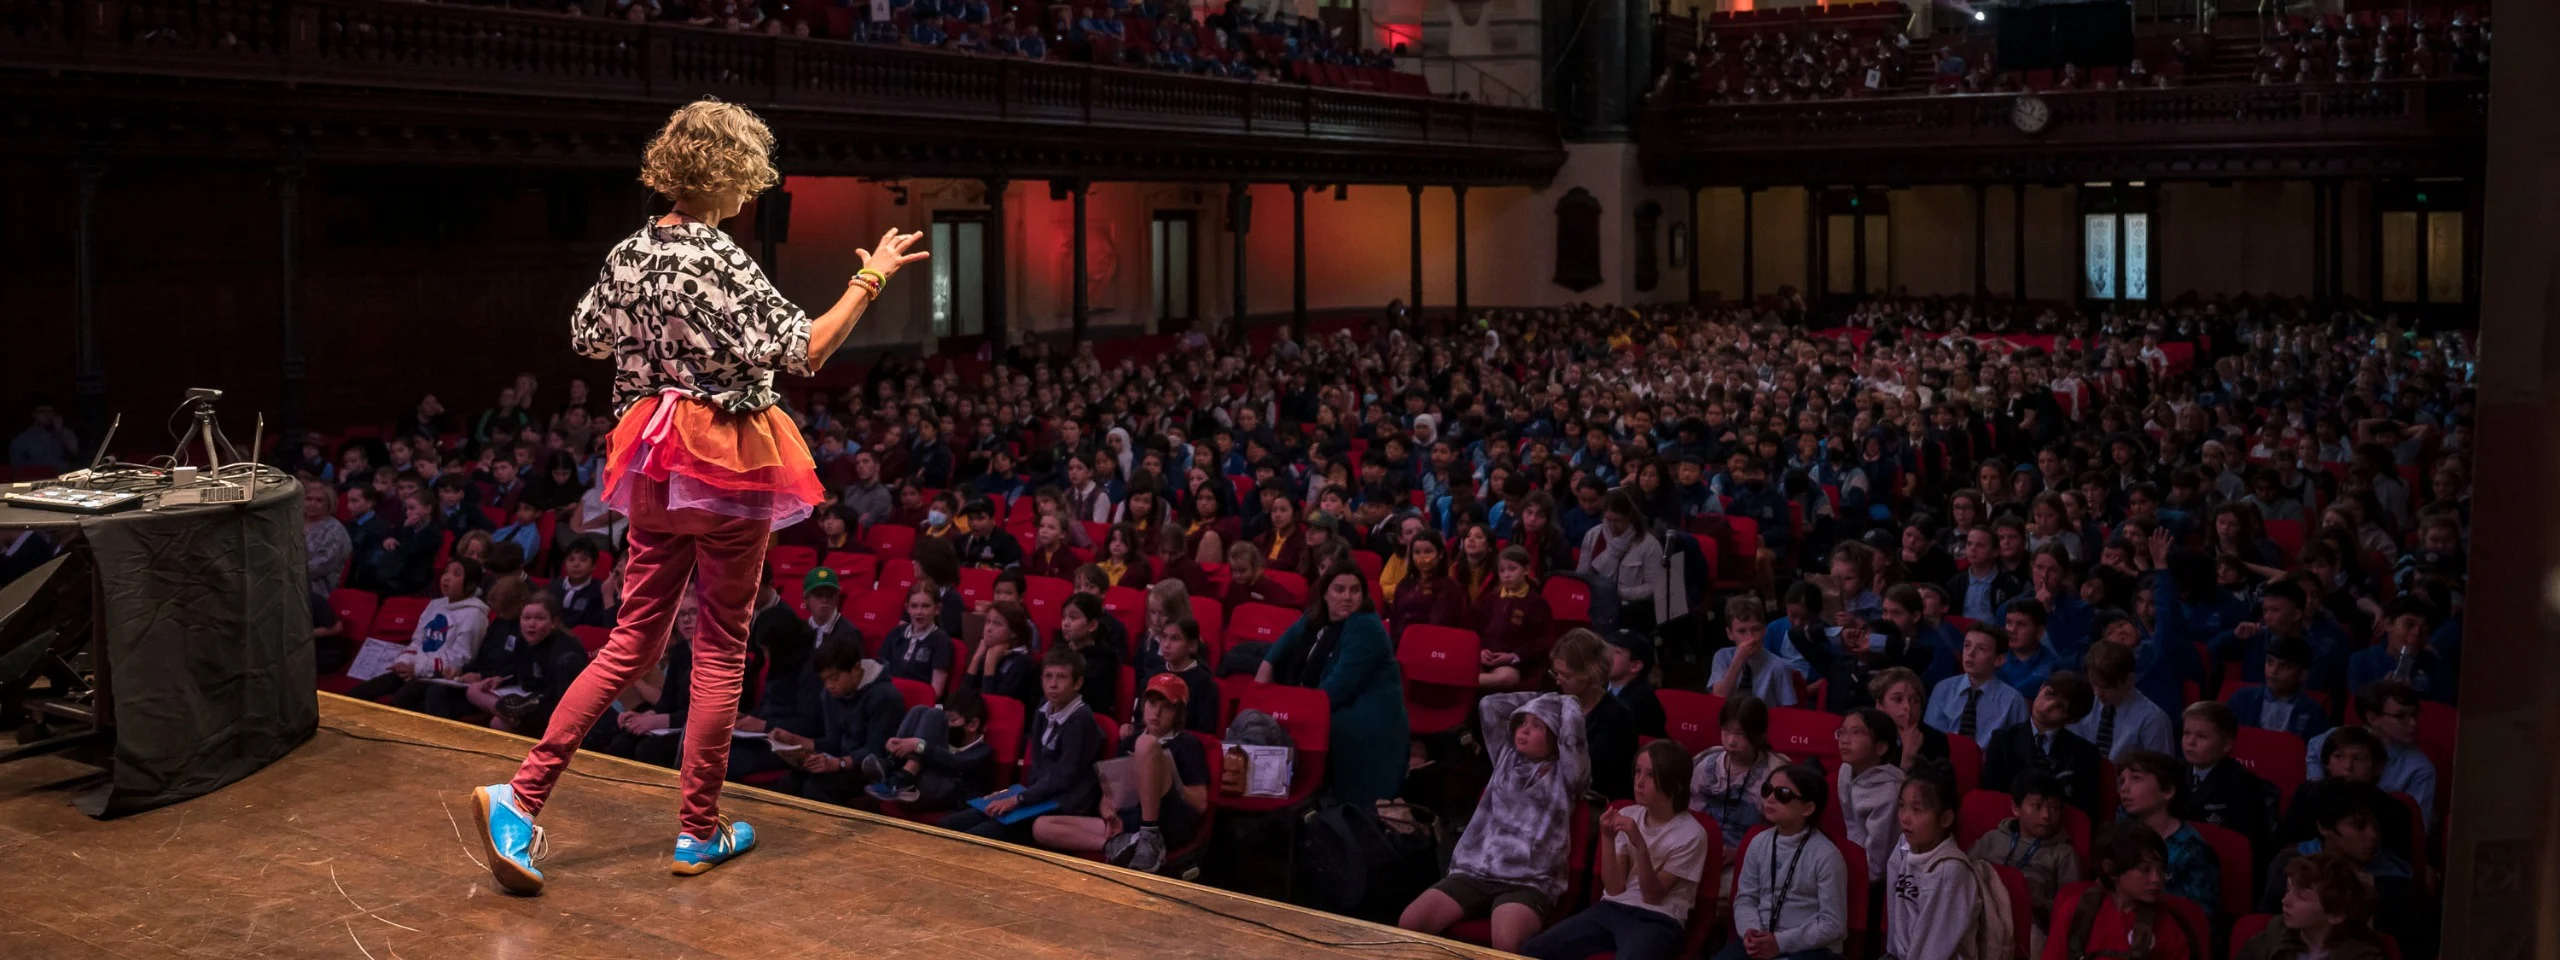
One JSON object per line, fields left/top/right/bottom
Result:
{"left": 1450, "top": 692, "right": 1589, "bottom": 900}
{"left": 1884, "top": 836, "right": 1977, "bottom": 960}
{"left": 1837, "top": 761, "right": 1908, "bottom": 882}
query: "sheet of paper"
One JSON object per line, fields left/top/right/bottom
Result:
{"left": 1095, "top": 756, "right": 1139, "bottom": 804}
{"left": 345, "top": 639, "right": 406, "bottom": 682}
{"left": 1241, "top": 744, "right": 1292, "bottom": 798}
{"left": 417, "top": 677, "right": 472, "bottom": 688}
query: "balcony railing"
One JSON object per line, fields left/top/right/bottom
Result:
{"left": 1639, "top": 81, "right": 2486, "bottom": 154}
{"left": 0, "top": 0, "right": 1561, "bottom": 157}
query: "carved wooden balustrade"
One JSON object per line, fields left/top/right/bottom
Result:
{"left": 0, "top": 0, "right": 1565, "bottom": 181}
{"left": 1638, "top": 81, "right": 2487, "bottom": 184}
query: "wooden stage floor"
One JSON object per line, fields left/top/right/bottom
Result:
{"left": 0, "top": 695, "right": 1502, "bottom": 960}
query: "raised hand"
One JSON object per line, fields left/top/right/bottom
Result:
{"left": 856, "top": 229, "right": 931, "bottom": 284}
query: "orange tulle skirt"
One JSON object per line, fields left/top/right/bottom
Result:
{"left": 599, "top": 391, "right": 824, "bottom": 529}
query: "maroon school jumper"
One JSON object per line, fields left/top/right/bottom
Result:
{"left": 1474, "top": 585, "right": 1556, "bottom": 681}
{"left": 1224, "top": 572, "right": 1303, "bottom": 609}
{"left": 1386, "top": 573, "right": 1465, "bottom": 642}
{"left": 1021, "top": 544, "right": 1081, "bottom": 581}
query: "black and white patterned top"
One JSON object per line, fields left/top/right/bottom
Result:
{"left": 571, "top": 216, "right": 814, "bottom": 416}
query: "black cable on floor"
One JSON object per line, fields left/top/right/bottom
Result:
{"left": 314, "top": 723, "right": 1484, "bottom": 960}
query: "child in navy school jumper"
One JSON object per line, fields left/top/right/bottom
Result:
{"left": 964, "top": 599, "right": 1043, "bottom": 712}
{"left": 1130, "top": 618, "right": 1220, "bottom": 736}
{"left": 941, "top": 646, "right": 1104, "bottom": 844}
{"left": 876, "top": 582, "right": 956, "bottom": 692}
{"left": 1980, "top": 670, "right": 2105, "bottom": 821}
{"left": 861, "top": 688, "right": 997, "bottom": 812}
{"left": 2175, "top": 700, "right": 2276, "bottom": 859}
{"left": 771, "top": 633, "right": 906, "bottom": 806}
{"left": 729, "top": 607, "right": 822, "bottom": 780}
{"left": 366, "top": 493, "right": 442, "bottom": 597}
{"left": 2226, "top": 635, "right": 2334, "bottom": 739}
{"left": 547, "top": 540, "right": 614, "bottom": 629}
{"left": 467, "top": 592, "right": 590, "bottom": 737}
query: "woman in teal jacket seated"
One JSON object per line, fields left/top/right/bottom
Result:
{"left": 1259, "top": 562, "right": 1411, "bottom": 805}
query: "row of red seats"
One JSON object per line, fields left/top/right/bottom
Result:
{"left": 1285, "top": 60, "right": 1429, "bottom": 95}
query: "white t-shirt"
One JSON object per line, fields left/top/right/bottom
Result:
{"left": 1601, "top": 807, "right": 1712, "bottom": 925}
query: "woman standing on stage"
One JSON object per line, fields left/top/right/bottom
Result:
{"left": 472, "top": 98, "right": 925, "bottom": 894}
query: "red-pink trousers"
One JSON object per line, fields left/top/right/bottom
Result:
{"left": 508, "top": 474, "right": 768, "bottom": 840}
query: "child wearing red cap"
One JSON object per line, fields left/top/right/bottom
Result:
{"left": 1032, "top": 672, "right": 1211, "bottom": 874}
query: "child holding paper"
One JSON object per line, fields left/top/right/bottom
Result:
{"left": 940, "top": 647, "right": 1104, "bottom": 843}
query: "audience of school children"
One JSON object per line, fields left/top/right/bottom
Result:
{"left": 274, "top": 289, "right": 2469, "bottom": 958}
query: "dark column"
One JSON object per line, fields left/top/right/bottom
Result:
{"left": 1806, "top": 186, "right": 1823, "bottom": 297}
{"left": 277, "top": 161, "right": 306, "bottom": 435}
{"left": 1408, "top": 184, "right": 1425, "bottom": 317}
{"left": 1851, "top": 188, "right": 1869, "bottom": 296}
{"left": 2448, "top": 0, "right": 2560, "bottom": 955}
{"left": 1228, "top": 181, "right": 1249, "bottom": 329}
{"left": 72, "top": 160, "right": 106, "bottom": 444}
{"left": 2310, "top": 180, "right": 2329, "bottom": 298}
{"left": 1290, "top": 182, "right": 1308, "bottom": 338}
{"left": 2012, "top": 183, "right": 2028, "bottom": 302}
{"left": 2464, "top": 176, "right": 2484, "bottom": 306}
{"left": 2328, "top": 180, "right": 2346, "bottom": 299}
{"left": 982, "top": 178, "right": 1008, "bottom": 345}
{"left": 1741, "top": 187, "right": 1758, "bottom": 302}
{"left": 1973, "top": 184, "right": 1989, "bottom": 298}
{"left": 1070, "top": 179, "right": 1089, "bottom": 341}
{"left": 2370, "top": 179, "right": 2388, "bottom": 303}
{"left": 1685, "top": 184, "right": 1702, "bottom": 306}
{"left": 1453, "top": 184, "right": 1470, "bottom": 324}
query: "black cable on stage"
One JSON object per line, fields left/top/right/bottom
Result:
{"left": 314, "top": 723, "right": 1482, "bottom": 960}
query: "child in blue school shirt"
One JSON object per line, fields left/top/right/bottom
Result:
{"left": 2225, "top": 635, "right": 2334, "bottom": 740}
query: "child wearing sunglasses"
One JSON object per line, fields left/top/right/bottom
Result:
{"left": 1400, "top": 691, "right": 1590, "bottom": 954}
{"left": 1717, "top": 763, "right": 1847, "bottom": 960}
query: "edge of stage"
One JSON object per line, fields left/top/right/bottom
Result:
{"left": 0, "top": 695, "right": 1504, "bottom": 960}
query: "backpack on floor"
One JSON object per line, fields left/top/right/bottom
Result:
{"left": 1293, "top": 798, "right": 1448, "bottom": 923}
{"left": 1959, "top": 856, "right": 2017, "bottom": 960}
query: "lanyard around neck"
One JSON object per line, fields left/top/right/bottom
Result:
{"left": 1765, "top": 830, "right": 1814, "bottom": 933}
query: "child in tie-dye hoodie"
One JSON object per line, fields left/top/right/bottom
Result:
{"left": 1398, "top": 691, "right": 1590, "bottom": 954}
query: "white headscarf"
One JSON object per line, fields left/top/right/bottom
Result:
{"left": 1106, "top": 427, "right": 1135, "bottom": 481}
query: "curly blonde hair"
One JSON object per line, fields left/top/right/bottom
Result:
{"left": 639, "top": 99, "right": 778, "bottom": 204}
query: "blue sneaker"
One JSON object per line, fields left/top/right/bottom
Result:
{"left": 471, "top": 784, "right": 548, "bottom": 895}
{"left": 670, "top": 819, "right": 756, "bottom": 876}
{"left": 864, "top": 779, "right": 900, "bottom": 802}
